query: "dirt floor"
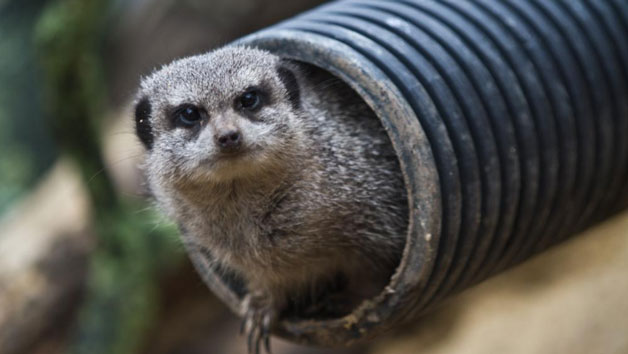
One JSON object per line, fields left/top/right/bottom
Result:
{"left": 369, "top": 209, "right": 628, "bottom": 354}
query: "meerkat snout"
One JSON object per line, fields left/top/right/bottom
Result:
{"left": 211, "top": 114, "right": 244, "bottom": 152}
{"left": 215, "top": 129, "right": 242, "bottom": 150}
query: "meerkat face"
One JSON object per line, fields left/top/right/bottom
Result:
{"left": 133, "top": 46, "right": 305, "bottom": 188}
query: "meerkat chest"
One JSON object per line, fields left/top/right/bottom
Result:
{"left": 178, "top": 193, "right": 274, "bottom": 264}
{"left": 204, "top": 203, "right": 264, "bottom": 242}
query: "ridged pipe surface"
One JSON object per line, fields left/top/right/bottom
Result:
{"left": 184, "top": 0, "right": 628, "bottom": 346}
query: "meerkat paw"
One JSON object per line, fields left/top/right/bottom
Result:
{"left": 241, "top": 293, "right": 277, "bottom": 354}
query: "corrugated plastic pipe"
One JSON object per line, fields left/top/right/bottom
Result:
{"left": 185, "top": 0, "right": 628, "bottom": 346}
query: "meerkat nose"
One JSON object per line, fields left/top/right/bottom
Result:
{"left": 215, "top": 129, "right": 242, "bottom": 151}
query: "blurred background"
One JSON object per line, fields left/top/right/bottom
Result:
{"left": 0, "top": 1, "right": 627, "bottom": 354}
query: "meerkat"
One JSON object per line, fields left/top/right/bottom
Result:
{"left": 134, "top": 46, "right": 408, "bottom": 353}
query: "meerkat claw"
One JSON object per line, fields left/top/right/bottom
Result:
{"left": 262, "top": 312, "right": 273, "bottom": 354}
{"left": 242, "top": 294, "right": 275, "bottom": 354}
{"left": 264, "top": 335, "right": 271, "bottom": 354}
{"left": 245, "top": 314, "right": 268, "bottom": 354}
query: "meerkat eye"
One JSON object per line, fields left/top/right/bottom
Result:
{"left": 173, "top": 104, "right": 202, "bottom": 128}
{"left": 238, "top": 90, "right": 262, "bottom": 111}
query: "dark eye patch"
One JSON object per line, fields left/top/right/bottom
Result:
{"left": 239, "top": 89, "right": 262, "bottom": 111}
{"left": 235, "top": 86, "right": 267, "bottom": 113}
{"left": 277, "top": 65, "right": 300, "bottom": 110}
{"left": 172, "top": 104, "right": 204, "bottom": 128}
{"left": 134, "top": 96, "right": 153, "bottom": 149}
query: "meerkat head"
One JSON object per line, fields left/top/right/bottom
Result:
{"left": 133, "top": 46, "right": 306, "bottom": 190}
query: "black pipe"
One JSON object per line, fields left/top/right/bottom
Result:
{"left": 183, "top": 0, "right": 628, "bottom": 346}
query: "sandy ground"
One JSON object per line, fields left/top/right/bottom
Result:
{"left": 370, "top": 209, "right": 628, "bottom": 354}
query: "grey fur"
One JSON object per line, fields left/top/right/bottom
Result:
{"left": 134, "top": 46, "right": 408, "bottom": 350}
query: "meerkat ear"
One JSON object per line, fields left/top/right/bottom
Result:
{"left": 134, "top": 96, "right": 154, "bottom": 149}
{"left": 276, "top": 59, "right": 301, "bottom": 110}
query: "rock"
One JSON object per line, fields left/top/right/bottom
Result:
{"left": 0, "top": 160, "right": 93, "bottom": 354}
